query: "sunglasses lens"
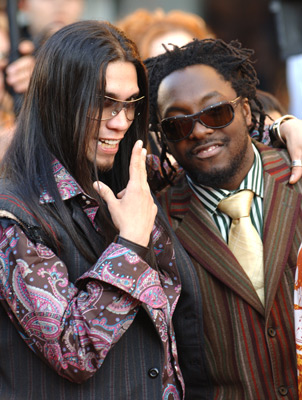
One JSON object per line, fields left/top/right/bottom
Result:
{"left": 102, "top": 98, "right": 143, "bottom": 121}
{"left": 161, "top": 101, "right": 236, "bottom": 142}
{"left": 102, "top": 98, "right": 123, "bottom": 120}
{"left": 161, "top": 117, "right": 193, "bottom": 141}
{"left": 201, "top": 103, "right": 234, "bottom": 128}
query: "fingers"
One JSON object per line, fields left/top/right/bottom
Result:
{"left": 93, "top": 141, "right": 156, "bottom": 248}
{"left": 93, "top": 181, "right": 116, "bottom": 206}
{"left": 280, "top": 118, "right": 302, "bottom": 184}
{"left": 6, "top": 55, "right": 35, "bottom": 93}
{"left": 117, "top": 189, "right": 126, "bottom": 199}
{"left": 18, "top": 40, "right": 35, "bottom": 56}
{"left": 129, "top": 139, "right": 144, "bottom": 181}
{"left": 290, "top": 167, "right": 302, "bottom": 184}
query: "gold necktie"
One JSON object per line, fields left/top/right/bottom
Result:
{"left": 218, "top": 190, "right": 264, "bottom": 304}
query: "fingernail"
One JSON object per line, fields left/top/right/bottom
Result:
{"left": 93, "top": 181, "right": 102, "bottom": 190}
{"left": 137, "top": 140, "right": 143, "bottom": 148}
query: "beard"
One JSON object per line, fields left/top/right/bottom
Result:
{"left": 186, "top": 133, "right": 250, "bottom": 189}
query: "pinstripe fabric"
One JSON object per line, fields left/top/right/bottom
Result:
{"left": 158, "top": 141, "right": 301, "bottom": 399}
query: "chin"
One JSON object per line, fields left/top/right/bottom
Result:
{"left": 97, "top": 164, "right": 113, "bottom": 173}
{"left": 95, "top": 157, "right": 115, "bottom": 172}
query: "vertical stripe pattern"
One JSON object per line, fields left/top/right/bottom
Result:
{"left": 158, "top": 141, "right": 301, "bottom": 399}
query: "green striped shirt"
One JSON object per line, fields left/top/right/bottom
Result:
{"left": 187, "top": 144, "right": 264, "bottom": 243}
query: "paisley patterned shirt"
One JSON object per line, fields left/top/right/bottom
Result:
{"left": 294, "top": 244, "right": 302, "bottom": 398}
{"left": 0, "top": 161, "right": 184, "bottom": 399}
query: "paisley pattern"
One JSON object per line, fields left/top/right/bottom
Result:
{"left": 0, "top": 161, "right": 184, "bottom": 398}
{"left": 294, "top": 244, "right": 302, "bottom": 398}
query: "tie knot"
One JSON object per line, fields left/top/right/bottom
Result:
{"left": 218, "top": 190, "right": 254, "bottom": 219}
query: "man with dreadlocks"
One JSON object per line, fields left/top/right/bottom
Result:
{"left": 145, "top": 38, "right": 301, "bottom": 399}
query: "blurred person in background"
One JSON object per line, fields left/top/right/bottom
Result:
{"left": 0, "top": 0, "right": 85, "bottom": 161}
{"left": 255, "top": 88, "right": 286, "bottom": 123}
{"left": 116, "top": 8, "right": 215, "bottom": 61}
{"left": 0, "top": 8, "right": 20, "bottom": 160}
{"left": 6, "top": 0, "right": 85, "bottom": 96}
{"left": 117, "top": 8, "right": 215, "bottom": 156}
{"left": 18, "top": 0, "right": 85, "bottom": 43}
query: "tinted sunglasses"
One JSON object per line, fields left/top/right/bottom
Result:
{"left": 160, "top": 96, "right": 241, "bottom": 142}
{"left": 88, "top": 95, "right": 145, "bottom": 122}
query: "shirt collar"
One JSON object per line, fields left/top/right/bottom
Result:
{"left": 39, "top": 160, "right": 84, "bottom": 203}
{"left": 187, "top": 143, "right": 264, "bottom": 215}
{"left": 39, "top": 159, "right": 99, "bottom": 224}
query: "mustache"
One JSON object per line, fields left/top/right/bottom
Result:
{"left": 189, "top": 136, "right": 230, "bottom": 152}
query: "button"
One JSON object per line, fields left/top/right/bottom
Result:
{"left": 148, "top": 367, "right": 159, "bottom": 378}
{"left": 267, "top": 327, "right": 276, "bottom": 337}
{"left": 278, "top": 386, "right": 288, "bottom": 396}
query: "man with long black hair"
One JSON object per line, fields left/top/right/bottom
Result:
{"left": 0, "top": 20, "right": 205, "bottom": 400}
{"left": 145, "top": 38, "right": 302, "bottom": 399}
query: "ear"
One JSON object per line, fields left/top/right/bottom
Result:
{"left": 242, "top": 98, "right": 252, "bottom": 126}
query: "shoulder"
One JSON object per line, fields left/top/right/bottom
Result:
{"left": 0, "top": 179, "right": 45, "bottom": 244}
{"left": 156, "top": 171, "right": 188, "bottom": 203}
{"left": 253, "top": 140, "right": 292, "bottom": 173}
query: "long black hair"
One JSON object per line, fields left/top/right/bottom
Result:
{"left": 1, "top": 20, "right": 149, "bottom": 262}
{"left": 145, "top": 38, "right": 265, "bottom": 181}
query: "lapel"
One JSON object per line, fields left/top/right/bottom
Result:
{"left": 169, "top": 142, "right": 302, "bottom": 315}
{"left": 255, "top": 141, "right": 302, "bottom": 315}
{"left": 171, "top": 177, "right": 264, "bottom": 314}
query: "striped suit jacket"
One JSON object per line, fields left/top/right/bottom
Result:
{"left": 158, "top": 141, "right": 302, "bottom": 400}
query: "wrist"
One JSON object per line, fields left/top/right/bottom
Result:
{"left": 269, "top": 114, "right": 297, "bottom": 147}
{"left": 114, "top": 235, "right": 150, "bottom": 259}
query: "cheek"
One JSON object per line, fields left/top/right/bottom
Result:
{"left": 167, "top": 142, "right": 188, "bottom": 163}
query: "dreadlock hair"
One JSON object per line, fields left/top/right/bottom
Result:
{"left": 1, "top": 20, "right": 149, "bottom": 263}
{"left": 145, "top": 38, "right": 266, "bottom": 182}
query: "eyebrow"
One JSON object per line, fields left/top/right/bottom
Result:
{"left": 164, "top": 91, "right": 226, "bottom": 116}
{"left": 104, "top": 91, "right": 141, "bottom": 101}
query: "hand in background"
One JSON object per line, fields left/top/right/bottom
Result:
{"left": 6, "top": 40, "right": 35, "bottom": 93}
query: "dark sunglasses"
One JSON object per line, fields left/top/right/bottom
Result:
{"left": 160, "top": 96, "right": 241, "bottom": 142}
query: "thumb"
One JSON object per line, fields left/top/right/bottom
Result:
{"left": 18, "top": 40, "right": 35, "bottom": 55}
{"left": 117, "top": 188, "right": 126, "bottom": 199}
{"left": 93, "top": 181, "right": 116, "bottom": 204}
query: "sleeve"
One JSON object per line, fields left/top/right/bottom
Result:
{"left": 146, "top": 154, "right": 183, "bottom": 193}
{"left": 249, "top": 126, "right": 272, "bottom": 146}
{"left": 0, "top": 223, "right": 167, "bottom": 383}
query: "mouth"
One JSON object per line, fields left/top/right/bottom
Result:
{"left": 192, "top": 141, "right": 225, "bottom": 159}
{"left": 98, "top": 139, "right": 120, "bottom": 149}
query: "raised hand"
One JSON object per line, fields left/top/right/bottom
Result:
{"left": 93, "top": 140, "right": 157, "bottom": 247}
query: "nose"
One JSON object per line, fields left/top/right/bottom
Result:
{"left": 188, "top": 119, "right": 215, "bottom": 139}
{"left": 106, "top": 108, "right": 131, "bottom": 131}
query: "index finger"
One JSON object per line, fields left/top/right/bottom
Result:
{"left": 128, "top": 140, "right": 147, "bottom": 183}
